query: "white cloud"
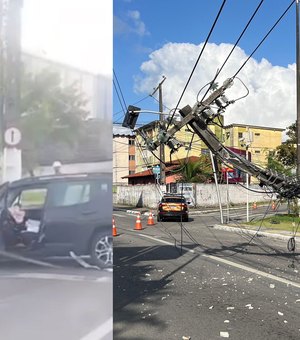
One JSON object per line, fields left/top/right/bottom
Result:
{"left": 114, "top": 10, "right": 149, "bottom": 37}
{"left": 128, "top": 10, "right": 140, "bottom": 20}
{"left": 127, "top": 10, "right": 149, "bottom": 37}
{"left": 21, "top": 0, "right": 112, "bottom": 75}
{"left": 134, "top": 42, "right": 296, "bottom": 130}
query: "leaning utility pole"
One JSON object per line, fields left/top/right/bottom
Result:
{"left": 296, "top": 0, "right": 300, "bottom": 177}
{"left": 151, "top": 76, "right": 166, "bottom": 184}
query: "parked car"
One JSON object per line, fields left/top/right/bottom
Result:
{"left": 0, "top": 173, "right": 112, "bottom": 268}
{"left": 157, "top": 194, "right": 189, "bottom": 222}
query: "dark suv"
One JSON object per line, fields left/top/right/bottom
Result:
{"left": 0, "top": 173, "right": 112, "bottom": 268}
{"left": 157, "top": 194, "right": 189, "bottom": 222}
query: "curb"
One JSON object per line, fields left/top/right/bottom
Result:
{"left": 213, "top": 224, "right": 300, "bottom": 242}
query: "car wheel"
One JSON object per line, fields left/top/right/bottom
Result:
{"left": 90, "top": 234, "right": 113, "bottom": 268}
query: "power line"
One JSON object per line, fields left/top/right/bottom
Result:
{"left": 200, "top": 0, "right": 265, "bottom": 102}
{"left": 166, "top": 0, "right": 227, "bottom": 130}
{"left": 113, "top": 69, "right": 127, "bottom": 112}
{"left": 113, "top": 94, "right": 151, "bottom": 123}
{"left": 113, "top": 94, "right": 150, "bottom": 117}
{"left": 233, "top": 0, "right": 295, "bottom": 79}
{"left": 113, "top": 79, "right": 126, "bottom": 117}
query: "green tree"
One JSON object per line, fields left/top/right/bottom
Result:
{"left": 177, "top": 155, "right": 213, "bottom": 183}
{"left": 275, "top": 123, "right": 296, "bottom": 168}
{"left": 267, "top": 151, "right": 292, "bottom": 176}
{"left": 20, "top": 68, "right": 88, "bottom": 175}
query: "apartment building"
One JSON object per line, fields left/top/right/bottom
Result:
{"left": 22, "top": 52, "right": 112, "bottom": 121}
{"left": 223, "top": 123, "right": 284, "bottom": 168}
{"left": 113, "top": 124, "right": 135, "bottom": 184}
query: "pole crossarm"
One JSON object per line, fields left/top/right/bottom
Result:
{"left": 145, "top": 78, "right": 233, "bottom": 151}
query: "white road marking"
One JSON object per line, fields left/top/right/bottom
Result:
{"left": 0, "top": 273, "right": 111, "bottom": 283}
{"left": 80, "top": 317, "right": 113, "bottom": 340}
{"left": 220, "top": 331, "right": 229, "bottom": 338}
{"left": 0, "top": 272, "right": 111, "bottom": 283}
{"left": 0, "top": 250, "right": 58, "bottom": 268}
{"left": 137, "top": 233, "right": 300, "bottom": 289}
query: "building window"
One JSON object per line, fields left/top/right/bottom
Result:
{"left": 129, "top": 155, "right": 135, "bottom": 161}
{"left": 129, "top": 170, "right": 135, "bottom": 175}
{"left": 129, "top": 139, "right": 135, "bottom": 145}
{"left": 238, "top": 132, "right": 243, "bottom": 139}
{"left": 255, "top": 150, "right": 260, "bottom": 154}
{"left": 255, "top": 133, "right": 260, "bottom": 136}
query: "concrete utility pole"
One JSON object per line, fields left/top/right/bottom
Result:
{"left": 0, "top": 0, "right": 23, "bottom": 182}
{"left": 296, "top": 0, "right": 300, "bottom": 177}
{"left": 152, "top": 76, "right": 166, "bottom": 184}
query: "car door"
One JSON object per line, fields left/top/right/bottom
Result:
{"left": 0, "top": 182, "right": 9, "bottom": 217}
{"left": 0, "top": 183, "right": 9, "bottom": 248}
{"left": 42, "top": 179, "right": 97, "bottom": 255}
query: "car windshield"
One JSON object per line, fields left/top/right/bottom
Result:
{"left": 161, "top": 197, "right": 185, "bottom": 203}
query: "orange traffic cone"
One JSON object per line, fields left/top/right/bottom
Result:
{"left": 134, "top": 213, "right": 143, "bottom": 230}
{"left": 272, "top": 201, "right": 276, "bottom": 210}
{"left": 147, "top": 211, "right": 155, "bottom": 226}
{"left": 252, "top": 202, "right": 257, "bottom": 209}
{"left": 112, "top": 217, "right": 119, "bottom": 236}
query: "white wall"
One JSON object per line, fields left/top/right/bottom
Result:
{"left": 113, "top": 183, "right": 276, "bottom": 209}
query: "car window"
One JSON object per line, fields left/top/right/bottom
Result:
{"left": 15, "top": 188, "right": 47, "bottom": 208}
{"left": 161, "top": 197, "right": 186, "bottom": 203}
{"left": 49, "top": 182, "right": 91, "bottom": 207}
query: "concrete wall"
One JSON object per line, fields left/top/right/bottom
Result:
{"left": 113, "top": 183, "right": 276, "bottom": 209}
{"left": 114, "top": 184, "right": 164, "bottom": 208}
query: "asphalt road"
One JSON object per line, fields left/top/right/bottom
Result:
{"left": 0, "top": 254, "right": 113, "bottom": 340}
{"left": 113, "top": 207, "right": 300, "bottom": 340}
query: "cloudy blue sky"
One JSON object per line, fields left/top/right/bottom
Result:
{"left": 113, "top": 0, "right": 297, "bottom": 130}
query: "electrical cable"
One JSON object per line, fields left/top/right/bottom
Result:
{"left": 237, "top": 181, "right": 275, "bottom": 194}
{"left": 150, "top": 94, "right": 173, "bottom": 113}
{"left": 113, "top": 69, "right": 127, "bottom": 111}
{"left": 232, "top": 0, "right": 295, "bottom": 79}
{"left": 200, "top": 0, "right": 265, "bottom": 102}
{"left": 166, "top": 0, "right": 227, "bottom": 130}
{"left": 113, "top": 79, "right": 126, "bottom": 117}
{"left": 231, "top": 77, "right": 250, "bottom": 102}
{"left": 113, "top": 94, "right": 151, "bottom": 118}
